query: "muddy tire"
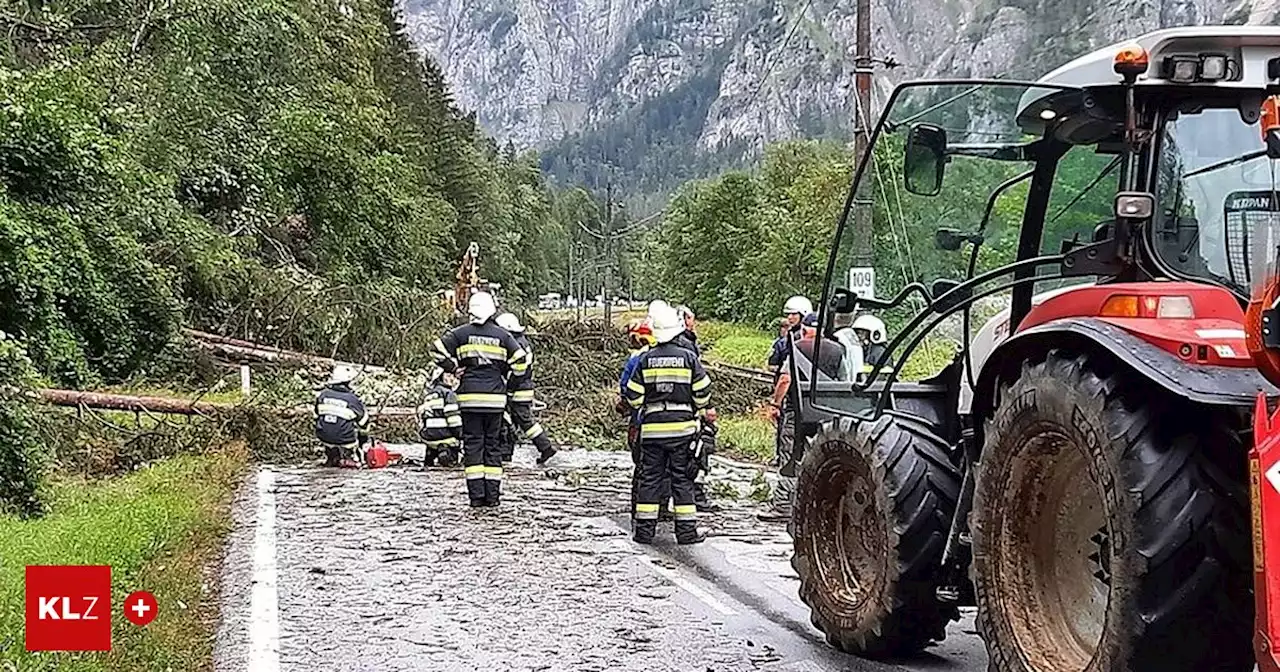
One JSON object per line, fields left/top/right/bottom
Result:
{"left": 974, "top": 352, "right": 1252, "bottom": 672}
{"left": 791, "top": 412, "right": 961, "bottom": 658}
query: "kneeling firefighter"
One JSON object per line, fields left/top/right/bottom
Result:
{"left": 432, "top": 292, "right": 528, "bottom": 507}
{"left": 496, "top": 312, "right": 557, "bottom": 465}
{"left": 314, "top": 363, "right": 371, "bottom": 468}
{"left": 623, "top": 302, "right": 712, "bottom": 545}
{"left": 416, "top": 368, "right": 463, "bottom": 467}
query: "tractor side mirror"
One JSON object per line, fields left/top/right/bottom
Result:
{"left": 904, "top": 123, "right": 947, "bottom": 196}
{"left": 930, "top": 278, "right": 972, "bottom": 313}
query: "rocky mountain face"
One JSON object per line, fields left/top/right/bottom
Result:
{"left": 399, "top": 0, "right": 1275, "bottom": 189}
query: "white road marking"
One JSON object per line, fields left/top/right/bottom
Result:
{"left": 611, "top": 538, "right": 738, "bottom": 616}
{"left": 248, "top": 468, "right": 281, "bottom": 672}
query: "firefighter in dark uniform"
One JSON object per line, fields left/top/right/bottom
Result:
{"left": 623, "top": 302, "right": 712, "bottom": 545}
{"left": 416, "top": 368, "right": 463, "bottom": 468}
{"left": 432, "top": 292, "right": 528, "bottom": 507}
{"left": 314, "top": 363, "right": 370, "bottom": 468}
{"left": 496, "top": 312, "right": 557, "bottom": 465}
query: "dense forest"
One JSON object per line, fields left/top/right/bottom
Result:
{"left": 0, "top": 0, "right": 590, "bottom": 387}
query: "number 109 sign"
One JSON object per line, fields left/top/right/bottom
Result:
{"left": 849, "top": 267, "right": 876, "bottom": 300}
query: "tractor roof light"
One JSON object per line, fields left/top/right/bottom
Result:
{"left": 1114, "top": 44, "right": 1150, "bottom": 78}
{"left": 1100, "top": 294, "right": 1195, "bottom": 319}
{"left": 1160, "top": 53, "right": 1232, "bottom": 83}
{"left": 1200, "top": 54, "right": 1229, "bottom": 81}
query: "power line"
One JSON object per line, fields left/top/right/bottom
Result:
{"left": 747, "top": 0, "right": 817, "bottom": 107}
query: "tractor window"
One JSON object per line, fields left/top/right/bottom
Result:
{"left": 1043, "top": 146, "right": 1119, "bottom": 257}
{"left": 830, "top": 83, "right": 1066, "bottom": 316}
{"left": 1154, "top": 106, "right": 1280, "bottom": 296}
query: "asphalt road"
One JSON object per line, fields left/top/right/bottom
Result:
{"left": 212, "top": 447, "right": 989, "bottom": 672}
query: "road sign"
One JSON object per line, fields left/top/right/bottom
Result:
{"left": 849, "top": 267, "right": 876, "bottom": 300}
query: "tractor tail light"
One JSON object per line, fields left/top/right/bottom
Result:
{"left": 1100, "top": 294, "right": 1195, "bottom": 318}
{"left": 1156, "top": 295, "right": 1195, "bottom": 318}
{"left": 1100, "top": 295, "right": 1139, "bottom": 317}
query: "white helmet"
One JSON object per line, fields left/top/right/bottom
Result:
{"left": 852, "top": 314, "right": 888, "bottom": 344}
{"left": 468, "top": 291, "right": 497, "bottom": 324}
{"left": 647, "top": 299, "right": 672, "bottom": 318}
{"left": 328, "top": 363, "right": 359, "bottom": 386}
{"left": 496, "top": 312, "right": 524, "bottom": 333}
{"left": 783, "top": 295, "right": 813, "bottom": 316}
{"left": 649, "top": 302, "right": 685, "bottom": 344}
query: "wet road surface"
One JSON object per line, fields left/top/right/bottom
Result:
{"left": 212, "top": 447, "right": 989, "bottom": 672}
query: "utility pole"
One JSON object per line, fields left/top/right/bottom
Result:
{"left": 603, "top": 180, "right": 614, "bottom": 327}
{"left": 850, "top": 0, "right": 877, "bottom": 300}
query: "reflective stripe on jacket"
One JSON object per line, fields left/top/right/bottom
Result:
{"left": 314, "top": 384, "right": 369, "bottom": 446}
{"left": 433, "top": 320, "right": 527, "bottom": 412}
{"left": 417, "top": 385, "right": 462, "bottom": 446}
{"left": 622, "top": 342, "right": 712, "bottom": 440}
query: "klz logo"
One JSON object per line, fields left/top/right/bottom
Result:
{"left": 25, "top": 565, "right": 112, "bottom": 651}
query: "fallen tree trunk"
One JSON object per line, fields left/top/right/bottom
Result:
{"left": 34, "top": 389, "right": 230, "bottom": 415}
{"left": 183, "top": 328, "right": 386, "bottom": 372}
{"left": 32, "top": 388, "right": 416, "bottom": 418}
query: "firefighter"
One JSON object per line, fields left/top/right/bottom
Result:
{"left": 853, "top": 314, "right": 894, "bottom": 372}
{"left": 496, "top": 312, "right": 557, "bottom": 465}
{"left": 416, "top": 368, "right": 463, "bottom": 468}
{"left": 432, "top": 292, "right": 528, "bottom": 507}
{"left": 314, "top": 363, "right": 370, "bottom": 468}
{"left": 623, "top": 302, "right": 712, "bottom": 545}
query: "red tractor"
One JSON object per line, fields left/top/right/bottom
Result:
{"left": 786, "top": 26, "right": 1280, "bottom": 671}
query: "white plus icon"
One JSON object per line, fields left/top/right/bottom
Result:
{"left": 131, "top": 598, "right": 151, "bottom": 619}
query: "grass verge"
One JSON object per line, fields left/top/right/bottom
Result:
{"left": 0, "top": 445, "right": 250, "bottom": 671}
{"left": 699, "top": 321, "right": 775, "bottom": 369}
{"left": 717, "top": 410, "right": 776, "bottom": 464}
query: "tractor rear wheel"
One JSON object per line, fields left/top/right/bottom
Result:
{"left": 791, "top": 412, "right": 961, "bottom": 658}
{"left": 973, "top": 352, "right": 1252, "bottom": 671}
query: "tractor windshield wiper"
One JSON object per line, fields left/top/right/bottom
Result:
{"left": 1182, "top": 148, "right": 1270, "bottom": 179}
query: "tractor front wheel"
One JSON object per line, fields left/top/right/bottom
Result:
{"left": 791, "top": 412, "right": 961, "bottom": 658}
{"left": 973, "top": 352, "right": 1252, "bottom": 671}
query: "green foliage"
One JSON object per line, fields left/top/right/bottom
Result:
{"left": 0, "top": 337, "right": 45, "bottom": 517}
{"left": 650, "top": 140, "right": 851, "bottom": 325}
{"left": 0, "top": 0, "right": 579, "bottom": 386}
{"left": 698, "top": 320, "right": 776, "bottom": 369}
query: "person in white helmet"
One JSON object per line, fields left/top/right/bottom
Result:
{"left": 768, "top": 296, "right": 813, "bottom": 376}
{"left": 432, "top": 292, "right": 528, "bottom": 507}
{"left": 623, "top": 301, "right": 712, "bottom": 545}
{"left": 495, "top": 311, "right": 557, "bottom": 465}
{"left": 853, "top": 314, "right": 894, "bottom": 373}
{"left": 314, "top": 363, "right": 370, "bottom": 468}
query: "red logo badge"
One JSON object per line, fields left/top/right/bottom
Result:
{"left": 25, "top": 565, "right": 112, "bottom": 651}
{"left": 123, "top": 590, "right": 158, "bottom": 626}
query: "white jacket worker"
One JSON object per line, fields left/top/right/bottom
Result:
{"left": 853, "top": 314, "right": 894, "bottom": 374}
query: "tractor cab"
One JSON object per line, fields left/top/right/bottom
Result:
{"left": 789, "top": 26, "right": 1280, "bottom": 672}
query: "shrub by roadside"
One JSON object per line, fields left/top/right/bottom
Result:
{"left": 0, "top": 336, "right": 49, "bottom": 518}
{"left": 0, "top": 446, "right": 249, "bottom": 670}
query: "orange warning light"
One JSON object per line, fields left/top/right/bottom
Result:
{"left": 1263, "top": 97, "right": 1280, "bottom": 141}
{"left": 1114, "top": 44, "right": 1150, "bottom": 77}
